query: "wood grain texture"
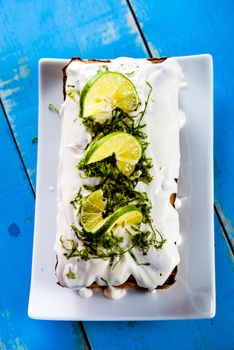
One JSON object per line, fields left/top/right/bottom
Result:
{"left": 129, "top": 0, "right": 234, "bottom": 248}
{"left": 0, "top": 0, "right": 147, "bottom": 188}
{"left": 0, "top": 105, "right": 89, "bottom": 349}
{"left": 82, "top": 215, "right": 234, "bottom": 350}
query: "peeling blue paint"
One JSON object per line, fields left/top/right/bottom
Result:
{"left": 24, "top": 217, "right": 31, "bottom": 224}
{"left": 215, "top": 200, "right": 234, "bottom": 247}
{"left": 8, "top": 223, "right": 20, "bottom": 237}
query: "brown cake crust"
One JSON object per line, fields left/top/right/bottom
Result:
{"left": 61, "top": 56, "right": 178, "bottom": 291}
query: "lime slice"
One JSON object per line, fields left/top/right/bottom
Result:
{"left": 80, "top": 189, "right": 106, "bottom": 231}
{"left": 94, "top": 205, "right": 142, "bottom": 235}
{"left": 84, "top": 132, "right": 142, "bottom": 176}
{"left": 80, "top": 72, "right": 140, "bottom": 120}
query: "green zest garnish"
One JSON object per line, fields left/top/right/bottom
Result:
{"left": 48, "top": 103, "right": 59, "bottom": 114}
{"left": 124, "top": 71, "right": 135, "bottom": 77}
{"left": 100, "top": 277, "right": 109, "bottom": 286}
{"left": 97, "top": 65, "right": 109, "bottom": 74}
{"left": 60, "top": 75, "right": 166, "bottom": 266}
{"left": 60, "top": 220, "right": 165, "bottom": 269}
{"left": 128, "top": 250, "right": 150, "bottom": 266}
{"left": 66, "top": 267, "right": 76, "bottom": 279}
{"left": 31, "top": 136, "right": 38, "bottom": 144}
{"left": 66, "top": 89, "right": 80, "bottom": 103}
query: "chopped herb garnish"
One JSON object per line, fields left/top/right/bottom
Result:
{"left": 100, "top": 277, "right": 109, "bottom": 286}
{"left": 77, "top": 157, "right": 152, "bottom": 217}
{"left": 60, "top": 79, "right": 166, "bottom": 264}
{"left": 125, "top": 71, "right": 135, "bottom": 77}
{"left": 66, "top": 267, "right": 76, "bottom": 279}
{"left": 59, "top": 219, "right": 165, "bottom": 266}
{"left": 129, "top": 250, "right": 150, "bottom": 266}
{"left": 48, "top": 103, "right": 59, "bottom": 114}
{"left": 97, "top": 65, "right": 109, "bottom": 74}
{"left": 70, "top": 188, "right": 83, "bottom": 210}
{"left": 137, "top": 81, "right": 152, "bottom": 125}
{"left": 31, "top": 136, "right": 38, "bottom": 144}
{"left": 66, "top": 89, "right": 80, "bottom": 103}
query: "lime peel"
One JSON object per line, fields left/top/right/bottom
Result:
{"left": 80, "top": 189, "right": 106, "bottom": 232}
{"left": 80, "top": 189, "right": 142, "bottom": 234}
{"left": 83, "top": 132, "right": 142, "bottom": 176}
{"left": 93, "top": 205, "right": 143, "bottom": 235}
{"left": 80, "top": 71, "right": 140, "bottom": 121}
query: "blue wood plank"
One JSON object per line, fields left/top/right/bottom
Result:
{"left": 82, "top": 214, "right": 234, "bottom": 350}
{"left": 129, "top": 0, "right": 234, "bottom": 247}
{"left": 0, "top": 0, "right": 147, "bottom": 189}
{"left": 0, "top": 105, "right": 89, "bottom": 349}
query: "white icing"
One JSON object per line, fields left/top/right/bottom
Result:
{"left": 178, "top": 110, "right": 186, "bottom": 128}
{"left": 103, "top": 286, "right": 126, "bottom": 300}
{"left": 150, "top": 289, "right": 157, "bottom": 294}
{"left": 55, "top": 57, "right": 185, "bottom": 294}
{"left": 175, "top": 197, "right": 182, "bottom": 209}
{"left": 79, "top": 287, "right": 93, "bottom": 299}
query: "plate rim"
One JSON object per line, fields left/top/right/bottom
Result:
{"left": 28, "top": 54, "right": 215, "bottom": 320}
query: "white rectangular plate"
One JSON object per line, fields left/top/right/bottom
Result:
{"left": 28, "top": 54, "right": 215, "bottom": 320}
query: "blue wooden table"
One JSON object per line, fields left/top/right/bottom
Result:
{"left": 0, "top": 1, "right": 233, "bottom": 349}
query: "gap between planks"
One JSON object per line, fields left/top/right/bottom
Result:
{"left": 214, "top": 204, "right": 234, "bottom": 255}
{"left": 126, "top": 0, "right": 233, "bottom": 255}
{"left": 0, "top": 98, "right": 35, "bottom": 197}
{"left": 0, "top": 98, "right": 93, "bottom": 350}
{"left": 126, "top": 0, "right": 152, "bottom": 58}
